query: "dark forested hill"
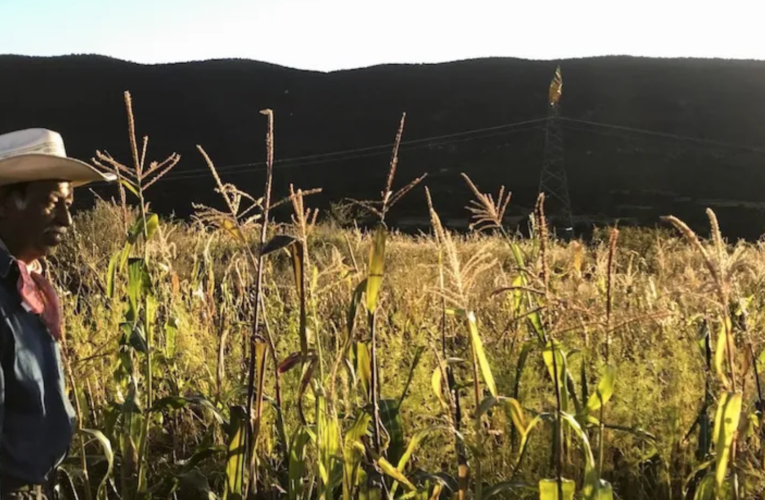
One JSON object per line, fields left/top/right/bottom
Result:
{"left": 2, "top": 54, "right": 765, "bottom": 238}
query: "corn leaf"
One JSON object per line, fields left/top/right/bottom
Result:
{"left": 398, "top": 346, "right": 425, "bottom": 408}
{"left": 346, "top": 279, "right": 368, "bottom": 348}
{"left": 297, "top": 358, "right": 318, "bottom": 425}
{"left": 377, "top": 456, "right": 416, "bottom": 491}
{"left": 164, "top": 317, "right": 178, "bottom": 359}
{"left": 463, "top": 310, "right": 498, "bottom": 397}
{"left": 713, "top": 392, "right": 742, "bottom": 492}
{"left": 80, "top": 428, "right": 114, "bottom": 500}
{"left": 714, "top": 318, "right": 733, "bottom": 389}
{"left": 343, "top": 413, "right": 372, "bottom": 500}
{"left": 317, "top": 395, "right": 342, "bottom": 492}
{"left": 693, "top": 474, "right": 715, "bottom": 500}
{"left": 365, "top": 225, "right": 386, "bottom": 313}
{"left": 223, "top": 405, "right": 246, "bottom": 500}
{"left": 380, "top": 398, "right": 405, "bottom": 465}
{"left": 261, "top": 234, "right": 298, "bottom": 256}
{"left": 431, "top": 364, "right": 447, "bottom": 410}
{"left": 106, "top": 250, "right": 120, "bottom": 299}
{"left": 289, "top": 427, "right": 312, "bottom": 500}
{"left": 538, "top": 478, "right": 575, "bottom": 500}
{"left": 484, "top": 481, "right": 533, "bottom": 500}
{"left": 585, "top": 364, "right": 616, "bottom": 413}
{"left": 543, "top": 341, "right": 569, "bottom": 413}
{"left": 120, "top": 178, "right": 140, "bottom": 198}
{"left": 389, "top": 426, "right": 446, "bottom": 499}
{"left": 517, "top": 414, "right": 549, "bottom": 467}
{"left": 357, "top": 343, "right": 372, "bottom": 398}
{"left": 127, "top": 213, "right": 159, "bottom": 244}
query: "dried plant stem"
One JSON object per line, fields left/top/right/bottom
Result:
{"left": 244, "top": 109, "right": 275, "bottom": 495}
{"left": 599, "top": 227, "right": 619, "bottom": 477}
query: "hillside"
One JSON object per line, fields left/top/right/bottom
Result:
{"left": 2, "top": 54, "right": 765, "bottom": 238}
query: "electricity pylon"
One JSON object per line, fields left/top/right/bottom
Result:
{"left": 538, "top": 65, "right": 574, "bottom": 233}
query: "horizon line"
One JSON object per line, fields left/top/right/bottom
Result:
{"left": 2, "top": 52, "right": 765, "bottom": 74}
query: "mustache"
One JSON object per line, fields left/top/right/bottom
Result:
{"left": 44, "top": 226, "right": 68, "bottom": 236}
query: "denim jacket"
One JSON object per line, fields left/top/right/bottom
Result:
{"left": 0, "top": 241, "right": 75, "bottom": 489}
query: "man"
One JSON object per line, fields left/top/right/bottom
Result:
{"left": 0, "top": 129, "right": 115, "bottom": 499}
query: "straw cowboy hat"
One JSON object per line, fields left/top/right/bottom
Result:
{"left": 0, "top": 128, "right": 116, "bottom": 187}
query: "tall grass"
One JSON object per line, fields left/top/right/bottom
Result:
{"left": 50, "top": 95, "right": 765, "bottom": 500}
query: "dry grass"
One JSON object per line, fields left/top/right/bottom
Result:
{"left": 51, "top": 196, "right": 765, "bottom": 500}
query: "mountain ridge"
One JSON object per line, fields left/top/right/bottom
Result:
{"left": 2, "top": 54, "right": 765, "bottom": 238}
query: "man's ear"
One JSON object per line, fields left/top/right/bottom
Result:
{"left": 0, "top": 188, "right": 23, "bottom": 219}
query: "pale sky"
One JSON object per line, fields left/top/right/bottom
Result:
{"left": 1, "top": 0, "right": 763, "bottom": 72}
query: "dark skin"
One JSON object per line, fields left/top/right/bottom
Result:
{"left": 0, "top": 180, "right": 73, "bottom": 264}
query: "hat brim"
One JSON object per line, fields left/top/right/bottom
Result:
{"left": 0, "top": 154, "right": 117, "bottom": 187}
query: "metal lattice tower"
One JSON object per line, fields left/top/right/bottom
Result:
{"left": 538, "top": 66, "right": 573, "bottom": 232}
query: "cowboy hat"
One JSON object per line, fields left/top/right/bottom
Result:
{"left": 0, "top": 128, "right": 116, "bottom": 187}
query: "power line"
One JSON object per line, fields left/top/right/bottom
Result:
{"left": 156, "top": 117, "right": 548, "bottom": 180}
{"left": 154, "top": 121, "right": 546, "bottom": 183}
{"left": 561, "top": 117, "right": 765, "bottom": 154}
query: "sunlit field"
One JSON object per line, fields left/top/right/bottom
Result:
{"left": 51, "top": 93, "right": 765, "bottom": 500}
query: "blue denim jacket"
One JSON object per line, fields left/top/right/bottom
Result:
{"left": 0, "top": 241, "right": 75, "bottom": 489}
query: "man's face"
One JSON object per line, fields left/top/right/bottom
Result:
{"left": 0, "top": 180, "right": 74, "bottom": 262}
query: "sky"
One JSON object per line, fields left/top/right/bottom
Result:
{"left": 1, "top": 0, "right": 763, "bottom": 72}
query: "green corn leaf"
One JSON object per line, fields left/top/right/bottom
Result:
{"left": 120, "top": 178, "right": 140, "bottom": 198}
{"left": 317, "top": 395, "right": 342, "bottom": 494}
{"left": 517, "top": 414, "right": 549, "bottom": 467}
{"left": 365, "top": 224, "right": 386, "bottom": 313}
{"left": 223, "top": 406, "right": 246, "bottom": 500}
{"left": 343, "top": 413, "right": 372, "bottom": 500}
{"left": 289, "top": 428, "right": 312, "bottom": 500}
{"left": 389, "top": 426, "right": 447, "bottom": 499}
{"left": 714, "top": 319, "right": 732, "bottom": 389}
{"left": 682, "top": 460, "right": 714, "bottom": 498}
{"left": 484, "top": 481, "right": 533, "bottom": 500}
{"left": 543, "top": 340, "right": 569, "bottom": 413}
{"left": 538, "top": 478, "right": 575, "bottom": 500}
{"left": 713, "top": 392, "right": 742, "bottom": 492}
{"left": 431, "top": 364, "right": 447, "bottom": 410}
{"left": 377, "top": 455, "right": 416, "bottom": 491}
{"left": 357, "top": 343, "right": 372, "bottom": 398}
{"left": 380, "top": 398, "right": 405, "bottom": 465}
{"left": 462, "top": 310, "right": 498, "bottom": 397}
{"left": 127, "top": 213, "right": 159, "bottom": 244}
{"left": 164, "top": 317, "right": 179, "bottom": 359}
{"left": 80, "top": 428, "right": 114, "bottom": 500}
{"left": 511, "top": 243, "right": 526, "bottom": 268}
{"left": 511, "top": 275, "right": 524, "bottom": 313}
{"left": 127, "top": 258, "right": 151, "bottom": 320}
{"left": 106, "top": 250, "right": 120, "bottom": 299}
{"left": 505, "top": 397, "right": 528, "bottom": 436}
{"left": 585, "top": 364, "right": 616, "bottom": 413}
{"left": 150, "top": 395, "right": 226, "bottom": 426}
{"left": 346, "top": 279, "right": 368, "bottom": 348}
{"left": 398, "top": 346, "right": 425, "bottom": 408}
{"left": 693, "top": 473, "right": 715, "bottom": 500}
{"left": 528, "top": 310, "right": 546, "bottom": 343}
{"left": 477, "top": 395, "right": 528, "bottom": 437}
{"left": 560, "top": 412, "right": 595, "bottom": 469}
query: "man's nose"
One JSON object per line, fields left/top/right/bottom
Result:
{"left": 55, "top": 203, "right": 73, "bottom": 228}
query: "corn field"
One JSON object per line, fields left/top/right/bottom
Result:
{"left": 48, "top": 93, "right": 765, "bottom": 500}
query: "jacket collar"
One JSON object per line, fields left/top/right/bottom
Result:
{"left": 0, "top": 238, "right": 16, "bottom": 280}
